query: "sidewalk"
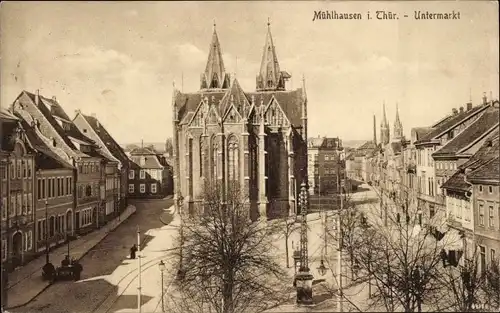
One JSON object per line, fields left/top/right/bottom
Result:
{"left": 6, "top": 205, "right": 137, "bottom": 309}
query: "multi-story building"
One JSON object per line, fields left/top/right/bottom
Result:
{"left": 307, "top": 136, "right": 344, "bottom": 195}
{"left": 441, "top": 128, "right": 499, "bottom": 267}
{"left": 128, "top": 147, "right": 172, "bottom": 199}
{"left": 12, "top": 91, "right": 110, "bottom": 236}
{"left": 73, "top": 112, "right": 129, "bottom": 219}
{"left": 1, "top": 110, "right": 35, "bottom": 270}
{"left": 468, "top": 131, "right": 499, "bottom": 271}
{"left": 171, "top": 24, "right": 308, "bottom": 220}
{"left": 412, "top": 95, "right": 493, "bottom": 224}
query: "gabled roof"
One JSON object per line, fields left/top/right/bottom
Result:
{"left": 467, "top": 157, "right": 499, "bottom": 182}
{"left": 129, "top": 154, "right": 164, "bottom": 169}
{"left": 130, "top": 147, "right": 157, "bottom": 155}
{"left": 18, "top": 119, "right": 74, "bottom": 169}
{"left": 308, "top": 137, "right": 325, "bottom": 148}
{"left": 415, "top": 104, "right": 488, "bottom": 145}
{"left": 433, "top": 106, "right": 499, "bottom": 157}
{"left": 441, "top": 129, "right": 499, "bottom": 191}
{"left": 219, "top": 79, "right": 251, "bottom": 117}
{"left": 82, "top": 114, "right": 129, "bottom": 165}
{"left": 0, "top": 108, "right": 18, "bottom": 121}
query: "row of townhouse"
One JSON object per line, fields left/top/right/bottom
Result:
{"left": 366, "top": 93, "right": 499, "bottom": 272}
{"left": 0, "top": 90, "right": 129, "bottom": 272}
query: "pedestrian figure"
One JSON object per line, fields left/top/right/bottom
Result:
{"left": 61, "top": 255, "right": 70, "bottom": 267}
{"left": 130, "top": 244, "right": 137, "bottom": 259}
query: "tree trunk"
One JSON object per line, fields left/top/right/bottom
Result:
{"left": 285, "top": 234, "right": 290, "bottom": 268}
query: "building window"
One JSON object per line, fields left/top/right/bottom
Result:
{"left": 129, "top": 170, "right": 135, "bottom": 179}
{"left": 128, "top": 184, "right": 134, "bottom": 193}
{"left": 479, "top": 185, "right": 483, "bottom": 193}
{"left": 140, "top": 184, "right": 145, "bottom": 193}
{"left": 480, "top": 246, "right": 486, "bottom": 273}
{"left": 199, "top": 137, "right": 205, "bottom": 178}
{"left": 1, "top": 239, "right": 6, "bottom": 261}
{"left": 492, "top": 249, "right": 496, "bottom": 263}
{"left": 489, "top": 185, "right": 493, "bottom": 193}
{"left": 151, "top": 183, "right": 157, "bottom": 194}
{"left": 81, "top": 208, "right": 93, "bottom": 227}
{"left": 479, "top": 203, "right": 485, "bottom": 226}
{"left": 228, "top": 136, "right": 239, "bottom": 183}
{"left": 489, "top": 205, "right": 495, "bottom": 228}
{"left": 140, "top": 170, "right": 145, "bottom": 179}
{"left": 1, "top": 197, "right": 6, "bottom": 220}
{"left": 212, "top": 137, "right": 219, "bottom": 180}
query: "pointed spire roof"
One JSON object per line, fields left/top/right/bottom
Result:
{"left": 394, "top": 103, "right": 401, "bottom": 125}
{"left": 201, "top": 22, "right": 228, "bottom": 90}
{"left": 257, "top": 19, "right": 287, "bottom": 91}
{"left": 381, "top": 101, "right": 388, "bottom": 126}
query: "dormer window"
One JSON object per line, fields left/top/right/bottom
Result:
{"left": 52, "top": 138, "right": 57, "bottom": 147}
{"left": 83, "top": 129, "right": 87, "bottom": 133}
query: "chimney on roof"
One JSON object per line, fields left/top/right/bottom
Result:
{"left": 52, "top": 96, "right": 57, "bottom": 102}
{"left": 466, "top": 102, "right": 473, "bottom": 111}
{"left": 75, "top": 109, "right": 81, "bottom": 115}
{"left": 35, "top": 89, "right": 40, "bottom": 105}
{"left": 452, "top": 108, "right": 458, "bottom": 115}
{"left": 459, "top": 106, "right": 464, "bottom": 113}
{"left": 482, "top": 92, "right": 487, "bottom": 105}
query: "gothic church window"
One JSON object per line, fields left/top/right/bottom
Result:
{"left": 228, "top": 136, "right": 239, "bottom": 183}
{"left": 212, "top": 136, "right": 219, "bottom": 181}
{"left": 199, "top": 137, "right": 205, "bottom": 178}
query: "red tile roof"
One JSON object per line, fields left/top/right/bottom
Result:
{"left": 433, "top": 106, "right": 499, "bottom": 157}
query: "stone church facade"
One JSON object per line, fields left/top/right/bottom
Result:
{"left": 172, "top": 24, "right": 308, "bottom": 220}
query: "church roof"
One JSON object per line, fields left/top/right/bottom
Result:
{"left": 175, "top": 87, "right": 305, "bottom": 128}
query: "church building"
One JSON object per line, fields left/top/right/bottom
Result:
{"left": 171, "top": 23, "right": 309, "bottom": 220}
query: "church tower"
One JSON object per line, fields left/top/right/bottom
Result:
{"left": 393, "top": 103, "right": 403, "bottom": 141}
{"left": 200, "top": 23, "right": 231, "bottom": 90}
{"left": 256, "top": 20, "right": 291, "bottom": 91}
{"left": 373, "top": 114, "right": 377, "bottom": 145}
{"left": 380, "top": 102, "right": 390, "bottom": 145}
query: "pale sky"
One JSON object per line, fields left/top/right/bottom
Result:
{"left": 1, "top": 1, "right": 498, "bottom": 144}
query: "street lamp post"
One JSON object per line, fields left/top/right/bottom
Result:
{"left": 45, "top": 200, "right": 49, "bottom": 264}
{"left": 158, "top": 260, "right": 166, "bottom": 313}
{"left": 176, "top": 194, "right": 184, "bottom": 281}
{"left": 295, "top": 182, "right": 314, "bottom": 306}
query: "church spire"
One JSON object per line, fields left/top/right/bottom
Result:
{"left": 393, "top": 102, "right": 403, "bottom": 140}
{"left": 380, "top": 101, "right": 390, "bottom": 145}
{"left": 381, "top": 101, "right": 388, "bottom": 126}
{"left": 256, "top": 19, "right": 290, "bottom": 91}
{"left": 200, "top": 22, "right": 230, "bottom": 90}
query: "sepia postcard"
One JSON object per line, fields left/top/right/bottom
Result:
{"left": 0, "top": 1, "right": 499, "bottom": 313}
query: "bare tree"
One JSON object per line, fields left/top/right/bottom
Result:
{"left": 437, "top": 251, "right": 488, "bottom": 312}
{"left": 325, "top": 189, "right": 449, "bottom": 312}
{"left": 165, "top": 182, "right": 293, "bottom": 313}
{"left": 483, "top": 257, "right": 500, "bottom": 311}
{"left": 275, "top": 216, "right": 301, "bottom": 269}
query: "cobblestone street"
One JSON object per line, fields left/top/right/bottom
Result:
{"left": 10, "top": 198, "right": 173, "bottom": 313}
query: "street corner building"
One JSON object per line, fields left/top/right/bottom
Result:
{"left": 171, "top": 23, "right": 309, "bottom": 220}
{"left": 127, "top": 146, "right": 173, "bottom": 199}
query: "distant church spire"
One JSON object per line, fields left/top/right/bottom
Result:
{"left": 380, "top": 101, "right": 390, "bottom": 145}
{"left": 256, "top": 19, "right": 290, "bottom": 91}
{"left": 373, "top": 114, "right": 377, "bottom": 145}
{"left": 200, "top": 22, "right": 230, "bottom": 90}
{"left": 393, "top": 102, "right": 403, "bottom": 140}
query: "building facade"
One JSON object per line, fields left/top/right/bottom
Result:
{"left": 413, "top": 96, "right": 493, "bottom": 225}
{"left": 307, "top": 137, "right": 344, "bottom": 195}
{"left": 1, "top": 110, "right": 36, "bottom": 270}
{"left": 128, "top": 147, "right": 172, "bottom": 198}
{"left": 172, "top": 24, "right": 308, "bottom": 220}
{"left": 12, "top": 91, "right": 111, "bottom": 237}
{"left": 73, "top": 112, "right": 129, "bottom": 218}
